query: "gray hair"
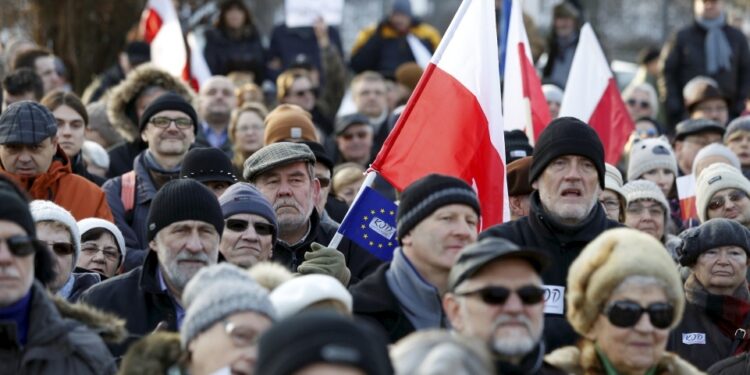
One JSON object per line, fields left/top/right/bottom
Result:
{"left": 623, "top": 82, "right": 659, "bottom": 119}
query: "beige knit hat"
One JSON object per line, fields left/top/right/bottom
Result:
{"left": 621, "top": 180, "right": 670, "bottom": 218}
{"left": 695, "top": 163, "right": 750, "bottom": 223}
{"left": 604, "top": 163, "right": 625, "bottom": 199}
{"left": 566, "top": 228, "right": 684, "bottom": 336}
{"left": 627, "top": 137, "right": 678, "bottom": 181}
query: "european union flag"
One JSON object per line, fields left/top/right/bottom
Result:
{"left": 338, "top": 186, "right": 399, "bottom": 261}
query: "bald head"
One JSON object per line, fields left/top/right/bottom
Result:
{"left": 199, "top": 75, "right": 238, "bottom": 128}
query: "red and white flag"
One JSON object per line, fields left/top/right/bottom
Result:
{"left": 502, "top": 0, "right": 550, "bottom": 143}
{"left": 371, "top": 0, "right": 509, "bottom": 227}
{"left": 140, "top": 0, "right": 210, "bottom": 91}
{"left": 559, "top": 23, "right": 634, "bottom": 164}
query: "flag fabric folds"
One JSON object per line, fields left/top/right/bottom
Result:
{"left": 371, "top": 0, "right": 509, "bottom": 228}
{"left": 337, "top": 186, "right": 399, "bottom": 261}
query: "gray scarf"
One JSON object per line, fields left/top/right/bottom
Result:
{"left": 143, "top": 150, "right": 182, "bottom": 174}
{"left": 385, "top": 247, "right": 448, "bottom": 330}
{"left": 696, "top": 12, "right": 732, "bottom": 74}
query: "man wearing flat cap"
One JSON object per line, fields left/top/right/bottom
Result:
{"left": 480, "top": 117, "right": 621, "bottom": 352}
{"left": 444, "top": 237, "right": 565, "bottom": 374}
{"left": 334, "top": 113, "right": 374, "bottom": 168}
{"left": 0, "top": 101, "right": 113, "bottom": 221}
{"left": 243, "top": 142, "right": 381, "bottom": 284}
{"left": 673, "top": 117, "right": 725, "bottom": 176}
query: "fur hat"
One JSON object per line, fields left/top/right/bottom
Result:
{"left": 77, "top": 218, "right": 127, "bottom": 260}
{"left": 695, "top": 163, "right": 750, "bottom": 223}
{"left": 30, "top": 200, "right": 81, "bottom": 266}
{"left": 692, "top": 143, "right": 741, "bottom": 176}
{"left": 263, "top": 104, "right": 317, "bottom": 145}
{"left": 270, "top": 274, "right": 353, "bottom": 319}
{"left": 676, "top": 218, "right": 750, "bottom": 267}
{"left": 627, "top": 137, "right": 677, "bottom": 181}
{"left": 566, "top": 228, "right": 684, "bottom": 335}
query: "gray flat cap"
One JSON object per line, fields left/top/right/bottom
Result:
{"left": 0, "top": 101, "right": 57, "bottom": 145}
{"left": 243, "top": 142, "right": 316, "bottom": 181}
{"left": 674, "top": 118, "right": 725, "bottom": 141}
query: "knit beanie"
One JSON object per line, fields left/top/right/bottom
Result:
{"left": 676, "top": 218, "right": 750, "bottom": 267}
{"left": 627, "top": 137, "right": 678, "bottom": 181}
{"left": 566, "top": 228, "right": 684, "bottom": 335}
{"left": 263, "top": 104, "right": 317, "bottom": 145}
{"left": 692, "top": 143, "right": 741, "bottom": 176}
{"left": 397, "top": 174, "right": 480, "bottom": 241}
{"left": 621, "top": 180, "right": 670, "bottom": 218}
{"left": 30, "top": 200, "right": 81, "bottom": 266}
{"left": 269, "top": 274, "right": 353, "bottom": 320}
{"left": 695, "top": 163, "right": 750, "bottom": 223}
{"left": 724, "top": 116, "right": 750, "bottom": 143}
{"left": 138, "top": 92, "right": 198, "bottom": 134}
{"left": 0, "top": 190, "right": 35, "bottom": 238}
{"left": 77, "top": 218, "right": 127, "bottom": 260}
{"left": 530, "top": 117, "right": 605, "bottom": 188}
{"left": 256, "top": 311, "right": 392, "bottom": 375}
{"left": 180, "top": 263, "right": 276, "bottom": 348}
{"left": 507, "top": 156, "right": 533, "bottom": 196}
{"left": 179, "top": 147, "right": 238, "bottom": 184}
{"left": 604, "top": 163, "right": 625, "bottom": 198}
{"left": 146, "top": 179, "right": 224, "bottom": 242}
{"left": 504, "top": 130, "right": 534, "bottom": 163}
{"left": 219, "top": 182, "right": 277, "bottom": 244}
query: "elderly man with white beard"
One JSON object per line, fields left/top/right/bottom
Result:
{"left": 444, "top": 237, "right": 566, "bottom": 375}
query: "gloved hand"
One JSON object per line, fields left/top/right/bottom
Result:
{"left": 297, "top": 242, "right": 351, "bottom": 286}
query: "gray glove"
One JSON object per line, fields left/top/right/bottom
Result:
{"left": 297, "top": 242, "right": 351, "bottom": 286}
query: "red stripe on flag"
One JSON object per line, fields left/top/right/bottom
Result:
{"left": 142, "top": 9, "right": 162, "bottom": 43}
{"left": 587, "top": 78, "right": 635, "bottom": 165}
{"left": 518, "top": 43, "right": 551, "bottom": 141}
{"left": 372, "top": 64, "right": 505, "bottom": 228}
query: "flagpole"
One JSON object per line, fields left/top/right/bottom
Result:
{"left": 327, "top": 170, "right": 378, "bottom": 249}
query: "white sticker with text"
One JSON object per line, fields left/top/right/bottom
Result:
{"left": 682, "top": 333, "right": 706, "bottom": 345}
{"left": 542, "top": 285, "right": 565, "bottom": 315}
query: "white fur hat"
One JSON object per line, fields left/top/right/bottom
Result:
{"left": 30, "top": 200, "right": 81, "bottom": 266}
{"left": 269, "top": 274, "right": 353, "bottom": 320}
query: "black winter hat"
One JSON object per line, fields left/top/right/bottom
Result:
{"left": 530, "top": 117, "right": 605, "bottom": 188}
{"left": 146, "top": 179, "right": 224, "bottom": 242}
{"left": 397, "top": 174, "right": 480, "bottom": 241}
{"left": 138, "top": 92, "right": 198, "bottom": 134}
{"left": 256, "top": 311, "right": 393, "bottom": 375}
{"left": 300, "top": 141, "right": 334, "bottom": 173}
{"left": 180, "top": 147, "right": 238, "bottom": 184}
{"left": 504, "top": 130, "right": 534, "bottom": 163}
{"left": 677, "top": 218, "right": 750, "bottom": 267}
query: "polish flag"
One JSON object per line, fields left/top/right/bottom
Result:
{"left": 559, "top": 23, "right": 634, "bottom": 164}
{"left": 371, "top": 0, "right": 509, "bottom": 227}
{"left": 502, "top": 0, "right": 551, "bottom": 143}
{"left": 140, "top": 0, "right": 210, "bottom": 91}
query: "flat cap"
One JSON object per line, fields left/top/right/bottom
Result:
{"left": 243, "top": 142, "right": 316, "bottom": 181}
{"left": 335, "top": 113, "right": 371, "bottom": 135}
{"left": 448, "top": 237, "right": 548, "bottom": 291}
{"left": 0, "top": 101, "right": 57, "bottom": 145}
{"left": 674, "top": 118, "right": 725, "bottom": 141}
{"left": 507, "top": 156, "right": 533, "bottom": 196}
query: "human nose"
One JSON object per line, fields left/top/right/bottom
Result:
{"left": 633, "top": 311, "right": 655, "bottom": 333}
{"left": 240, "top": 224, "right": 260, "bottom": 241}
{"left": 502, "top": 291, "right": 524, "bottom": 314}
{"left": 184, "top": 231, "right": 204, "bottom": 253}
{"left": 0, "top": 241, "right": 13, "bottom": 264}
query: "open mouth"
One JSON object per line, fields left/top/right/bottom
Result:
{"left": 561, "top": 188, "right": 582, "bottom": 197}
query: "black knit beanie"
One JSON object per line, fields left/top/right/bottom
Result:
{"left": 397, "top": 174, "right": 480, "bottom": 242}
{"left": 529, "top": 117, "right": 605, "bottom": 188}
{"left": 677, "top": 218, "right": 750, "bottom": 267}
{"left": 138, "top": 92, "right": 198, "bottom": 134}
{"left": 146, "top": 179, "right": 224, "bottom": 242}
{"left": 180, "top": 147, "right": 238, "bottom": 184}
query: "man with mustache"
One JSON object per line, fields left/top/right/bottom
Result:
{"left": 103, "top": 93, "right": 198, "bottom": 270}
{"left": 480, "top": 117, "right": 621, "bottom": 351}
{"left": 82, "top": 179, "right": 224, "bottom": 358}
{"left": 243, "top": 142, "right": 382, "bottom": 284}
{"left": 444, "top": 237, "right": 565, "bottom": 374}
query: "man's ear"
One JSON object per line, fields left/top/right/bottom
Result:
{"left": 442, "top": 293, "right": 464, "bottom": 331}
{"left": 531, "top": 180, "right": 538, "bottom": 190}
{"left": 49, "top": 135, "right": 58, "bottom": 147}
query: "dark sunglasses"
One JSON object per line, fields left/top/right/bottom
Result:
{"left": 455, "top": 285, "right": 545, "bottom": 305}
{"left": 3, "top": 235, "right": 40, "bottom": 257}
{"left": 47, "top": 242, "right": 75, "bottom": 256}
{"left": 225, "top": 219, "right": 275, "bottom": 236}
{"left": 708, "top": 190, "right": 749, "bottom": 210}
{"left": 603, "top": 300, "right": 674, "bottom": 329}
{"left": 627, "top": 99, "right": 651, "bottom": 109}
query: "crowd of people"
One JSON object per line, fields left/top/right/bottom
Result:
{"left": 1, "top": 0, "right": 750, "bottom": 374}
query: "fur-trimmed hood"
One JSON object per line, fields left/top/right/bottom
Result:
{"left": 545, "top": 345, "right": 704, "bottom": 375}
{"left": 106, "top": 63, "right": 195, "bottom": 142}
{"left": 52, "top": 294, "right": 128, "bottom": 344}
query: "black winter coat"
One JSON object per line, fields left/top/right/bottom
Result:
{"left": 479, "top": 192, "right": 621, "bottom": 352}
{"left": 80, "top": 251, "right": 178, "bottom": 359}
{"left": 203, "top": 27, "right": 266, "bottom": 84}
{"left": 668, "top": 302, "right": 742, "bottom": 371}
{"left": 272, "top": 210, "right": 382, "bottom": 285}
{"left": 349, "top": 263, "right": 415, "bottom": 343}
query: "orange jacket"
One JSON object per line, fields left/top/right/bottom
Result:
{"left": 1, "top": 148, "right": 113, "bottom": 222}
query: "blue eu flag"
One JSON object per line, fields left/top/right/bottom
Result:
{"left": 337, "top": 186, "right": 399, "bottom": 261}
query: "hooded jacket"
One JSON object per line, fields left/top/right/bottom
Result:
{"left": 105, "top": 63, "right": 194, "bottom": 178}
{"left": 0, "top": 146, "right": 113, "bottom": 222}
{"left": 0, "top": 281, "right": 126, "bottom": 375}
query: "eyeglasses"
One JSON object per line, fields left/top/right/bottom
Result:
{"left": 290, "top": 88, "right": 317, "bottom": 98}
{"left": 149, "top": 116, "right": 194, "bottom": 129}
{"left": 454, "top": 285, "right": 545, "bottom": 305}
{"left": 635, "top": 128, "right": 658, "bottom": 138}
{"left": 81, "top": 244, "right": 120, "bottom": 262}
{"left": 627, "top": 99, "right": 651, "bottom": 109}
{"left": 341, "top": 131, "right": 370, "bottom": 141}
{"left": 599, "top": 199, "right": 620, "bottom": 211}
{"left": 603, "top": 300, "right": 674, "bottom": 329}
{"left": 1, "top": 235, "right": 39, "bottom": 257}
{"left": 224, "top": 320, "right": 261, "bottom": 347}
{"left": 317, "top": 177, "right": 331, "bottom": 188}
{"left": 626, "top": 202, "right": 665, "bottom": 217}
{"left": 708, "top": 190, "right": 749, "bottom": 210}
{"left": 45, "top": 242, "right": 75, "bottom": 256}
{"left": 225, "top": 219, "right": 275, "bottom": 236}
